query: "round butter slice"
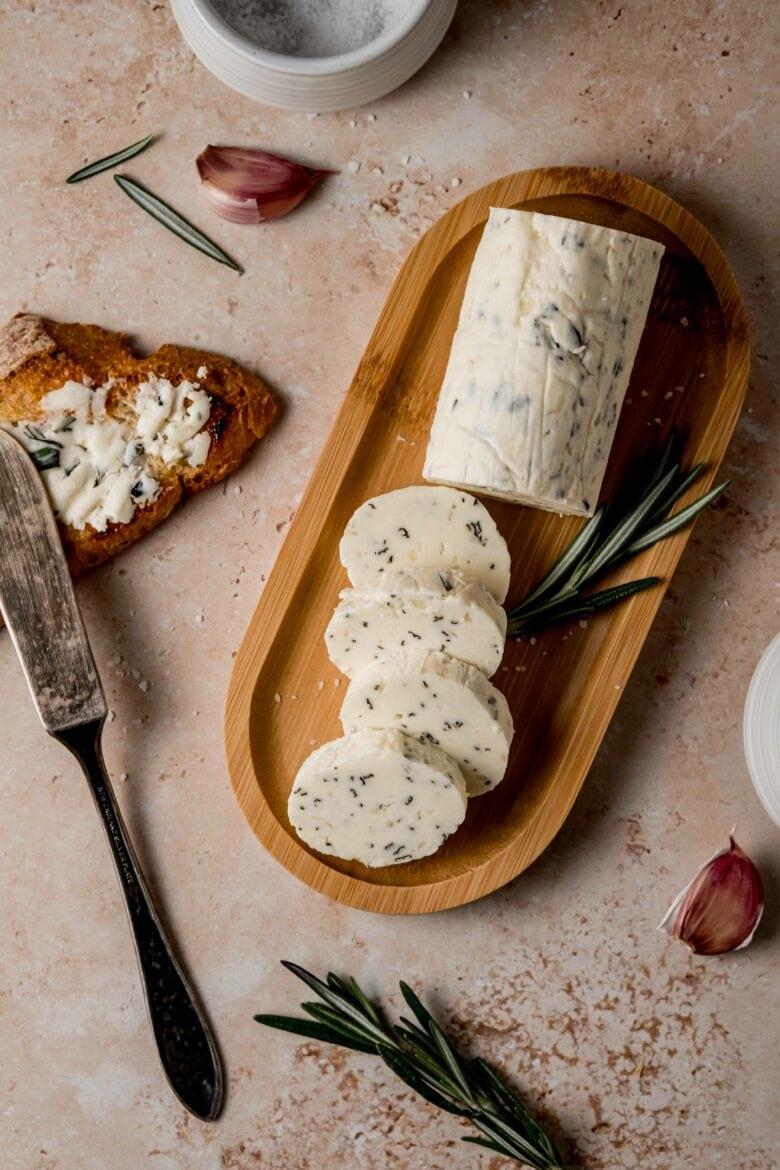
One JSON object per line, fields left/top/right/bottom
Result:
{"left": 340, "top": 486, "right": 511, "bottom": 603}
{"left": 288, "top": 729, "right": 467, "bottom": 867}
{"left": 324, "top": 568, "right": 507, "bottom": 679}
{"left": 341, "top": 650, "right": 514, "bottom": 796}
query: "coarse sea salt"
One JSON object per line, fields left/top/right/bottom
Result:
{"left": 210, "top": 0, "right": 414, "bottom": 58}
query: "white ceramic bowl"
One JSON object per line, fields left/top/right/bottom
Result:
{"left": 169, "top": 0, "right": 458, "bottom": 112}
{"left": 743, "top": 633, "right": 780, "bottom": 828}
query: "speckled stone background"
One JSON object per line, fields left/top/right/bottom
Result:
{"left": 0, "top": 2, "right": 777, "bottom": 1168}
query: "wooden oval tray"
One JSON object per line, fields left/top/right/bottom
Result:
{"left": 225, "top": 166, "right": 749, "bottom": 914}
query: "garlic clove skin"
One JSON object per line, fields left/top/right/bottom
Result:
{"left": 659, "top": 835, "right": 765, "bottom": 956}
{"left": 196, "top": 145, "right": 333, "bottom": 224}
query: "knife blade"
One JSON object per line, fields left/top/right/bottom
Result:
{"left": 0, "top": 429, "right": 106, "bottom": 731}
{"left": 0, "top": 428, "right": 223, "bottom": 1120}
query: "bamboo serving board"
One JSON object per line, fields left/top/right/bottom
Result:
{"left": 225, "top": 166, "right": 749, "bottom": 914}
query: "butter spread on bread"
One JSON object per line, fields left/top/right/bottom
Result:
{"left": 0, "top": 314, "right": 276, "bottom": 578}
{"left": 6, "top": 374, "right": 213, "bottom": 531}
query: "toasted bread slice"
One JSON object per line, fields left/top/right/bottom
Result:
{"left": 0, "top": 314, "right": 276, "bottom": 579}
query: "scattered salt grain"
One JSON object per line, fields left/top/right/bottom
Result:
{"left": 333, "top": 678, "right": 341, "bottom": 688}
{"left": 347, "top": 159, "right": 361, "bottom": 172}
{"left": 195, "top": 608, "right": 205, "bottom": 624}
{"left": 317, "top": 680, "right": 325, "bottom": 690}
{"left": 451, "top": 177, "right": 461, "bottom": 187}
{"left": 680, "top": 316, "right": 689, "bottom": 327}
{"left": 371, "top": 202, "right": 386, "bottom": 213}
{"left": 463, "top": 89, "right": 472, "bottom": 100}
{"left": 120, "top": 773, "right": 128, "bottom": 782}
{"left": 640, "top": 389, "right": 649, "bottom": 397}
{"left": 400, "top": 154, "right": 411, "bottom": 165}
{"left": 306, "top": 112, "right": 318, "bottom": 120}
{"left": 368, "top": 113, "right": 376, "bottom": 122}
{"left": 664, "top": 391, "right": 673, "bottom": 399}
{"left": 274, "top": 693, "right": 282, "bottom": 703}
{"left": 578, "top": 619, "right": 588, "bottom": 629}
{"left": 138, "top": 680, "right": 149, "bottom": 692}
{"left": 350, "top": 119, "right": 358, "bottom": 128}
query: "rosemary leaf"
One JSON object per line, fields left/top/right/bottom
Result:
{"left": 252, "top": 1013, "right": 377, "bottom": 1054}
{"left": 377, "top": 1044, "right": 470, "bottom": 1116}
{"left": 644, "top": 461, "right": 706, "bottom": 526}
{"left": 509, "top": 578, "right": 659, "bottom": 637}
{"left": 258, "top": 963, "right": 566, "bottom": 1169}
{"left": 511, "top": 505, "right": 607, "bottom": 615}
{"left": 29, "top": 445, "right": 61, "bottom": 471}
{"left": 114, "top": 175, "right": 242, "bottom": 272}
{"left": 624, "top": 481, "right": 729, "bottom": 556}
{"left": 66, "top": 133, "right": 155, "bottom": 183}
{"left": 574, "top": 464, "right": 678, "bottom": 585}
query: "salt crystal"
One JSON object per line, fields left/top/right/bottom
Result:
{"left": 138, "top": 680, "right": 149, "bottom": 692}
{"left": 347, "top": 159, "right": 361, "bottom": 172}
{"left": 274, "top": 693, "right": 281, "bottom": 703}
{"left": 451, "top": 177, "right": 461, "bottom": 187}
{"left": 463, "top": 89, "right": 472, "bottom": 99}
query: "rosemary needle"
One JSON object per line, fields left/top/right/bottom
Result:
{"left": 66, "top": 134, "right": 156, "bottom": 183}
{"left": 114, "top": 175, "right": 243, "bottom": 273}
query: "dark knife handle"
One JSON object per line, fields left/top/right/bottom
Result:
{"left": 56, "top": 719, "right": 224, "bottom": 1121}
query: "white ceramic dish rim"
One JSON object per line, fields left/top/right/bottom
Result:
{"left": 743, "top": 632, "right": 780, "bottom": 828}
{"left": 191, "top": 0, "right": 433, "bottom": 76}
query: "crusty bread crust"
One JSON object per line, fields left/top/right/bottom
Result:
{"left": 0, "top": 314, "right": 276, "bottom": 579}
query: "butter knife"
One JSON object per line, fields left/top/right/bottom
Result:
{"left": 0, "top": 429, "right": 223, "bottom": 1121}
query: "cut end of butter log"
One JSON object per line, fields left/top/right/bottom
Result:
{"left": 341, "top": 650, "right": 514, "bottom": 796}
{"left": 423, "top": 206, "right": 664, "bottom": 517}
{"left": 340, "top": 485, "right": 511, "bottom": 603}
{"left": 324, "top": 567, "right": 507, "bottom": 678}
{"left": 288, "top": 728, "right": 467, "bottom": 867}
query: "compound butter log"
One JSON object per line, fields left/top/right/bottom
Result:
{"left": 423, "top": 207, "right": 663, "bottom": 517}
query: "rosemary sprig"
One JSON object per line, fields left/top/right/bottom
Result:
{"left": 507, "top": 432, "right": 728, "bottom": 637}
{"left": 114, "top": 175, "right": 242, "bottom": 273}
{"left": 256, "top": 962, "right": 566, "bottom": 1169}
{"left": 66, "top": 133, "right": 156, "bottom": 183}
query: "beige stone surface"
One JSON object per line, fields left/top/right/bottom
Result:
{"left": 0, "top": 1, "right": 778, "bottom": 1167}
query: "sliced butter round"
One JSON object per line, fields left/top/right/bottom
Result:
{"left": 340, "top": 485, "right": 511, "bottom": 603}
{"left": 341, "top": 650, "right": 513, "bottom": 797}
{"left": 288, "top": 728, "right": 467, "bottom": 867}
{"left": 324, "top": 568, "right": 507, "bottom": 679}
